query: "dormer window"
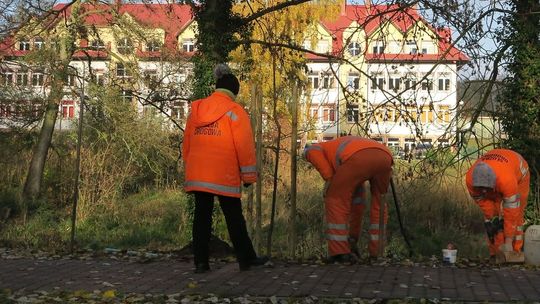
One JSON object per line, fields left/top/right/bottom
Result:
{"left": 116, "top": 63, "right": 131, "bottom": 78}
{"left": 146, "top": 39, "right": 161, "bottom": 52}
{"left": 117, "top": 37, "right": 134, "bottom": 55}
{"left": 34, "top": 37, "right": 44, "bottom": 49}
{"left": 19, "top": 39, "right": 31, "bottom": 51}
{"left": 372, "top": 41, "right": 385, "bottom": 54}
{"left": 182, "top": 38, "right": 195, "bottom": 52}
{"left": 347, "top": 42, "right": 361, "bottom": 56}
{"left": 91, "top": 39, "right": 106, "bottom": 50}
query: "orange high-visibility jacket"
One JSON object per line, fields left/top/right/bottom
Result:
{"left": 182, "top": 90, "right": 257, "bottom": 198}
{"left": 303, "top": 136, "right": 393, "bottom": 180}
{"left": 465, "top": 149, "right": 529, "bottom": 238}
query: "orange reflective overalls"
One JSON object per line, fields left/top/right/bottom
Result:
{"left": 465, "top": 149, "right": 530, "bottom": 255}
{"left": 304, "top": 136, "right": 394, "bottom": 257}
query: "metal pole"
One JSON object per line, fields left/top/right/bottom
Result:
{"left": 70, "top": 65, "right": 85, "bottom": 253}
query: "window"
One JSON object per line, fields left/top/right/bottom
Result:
{"left": 322, "top": 75, "right": 334, "bottom": 89}
{"left": 66, "top": 74, "right": 76, "bottom": 87}
{"left": 347, "top": 42, "right": 361, "bottom": 56}
{"left": 19, "top": 39, "right": 31, "bottom": 51}
{"left": 421, "top": 79, "right": 433, "bottom": 91}
{"left": 346, "top": 104, "right": 359, "bottom": 123}
{"left": 406, "top": 40, "right": 417, "bottom": 54}
{"left": 32, "top": 72, "right": 44, "bottom": 86}
{"left": 92, "top": 72, "right": 105, "bottom": 86}
{"left": 146, "top": 39, "right": 161, "bottom": 52}
{"left": 171, "top": 102, "right": 186, "bottom": 120}
{"left": 34, "top": 37, "right": 44, "bottom": 49}
{"left": 144, "top": 70, "right": 159, "bottom": 89}
{"left": 421, "top": 48, "right": 428, "bottom": 54}
{"left": 91, "top": 39, "right": 106, "bottom": 50}
{"left": 371, "top": 76, "right": 384, "bottom": 90}
{"left": 310, "top": 108, "right": 319, "bottom": 120}
{"left": 405, "top": 78, "right": 417, "bottom": 90}
{"left": 372, "top": 41, "right": 384, "bottom": 54}
{"left": 347, "top": 74, "right": 360, "bottom": 90}
{"left": 16, "top": 73, "right": 28, "bottom": 86}
{"left": 388, "top": 77, "right": 401, "bottom": 91}
{"left": 1, "top": 72, "right": 13, "bottom": 86}
{"left": 438, "top": 78, "right": 450, "bottom": 91}
{"left": 438, "top": 105, "right": 450, "bottom": 123}
{"left": 121, "top": 90, "right": 133, "bottom": 103}
{"left": 421, "top": 107, "right": 434, "bottom": 123}
{"left": 322, "top": 108, "right": 335, "bottom": 122}
{"left": 116, "top": 63, "right": 130, "bottom": 78}
{"left": 182, "top": 38, "right": 195, "bottom": 52}
{"left": 117, "top": 37, "right": 133, "bottom": 54}
{"left": 308, "top": 74, "right": 319, "bottom": 90}
{"left": 62, "top": 101, "right": 75, "bottom": 119}
{"left": 387, "top": 138, "right": 400, "bottom": 148}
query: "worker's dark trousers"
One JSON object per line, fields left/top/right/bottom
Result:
{"left": 192, "top": 191, "right": 257, "bottom": 266}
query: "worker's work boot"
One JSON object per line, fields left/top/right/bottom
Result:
{"left": 326, "top": 253, "right": 357, "bottom": 265}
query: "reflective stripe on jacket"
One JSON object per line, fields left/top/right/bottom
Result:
{"left": 182, "top": 90, "right": 257, "bottom": 198}
{"left": 303, "top": 136, "right": 393, "bottom": 180}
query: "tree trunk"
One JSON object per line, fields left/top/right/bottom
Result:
{"left": 289, "top": 80, "right": 299, "bottom": 258}
{"left": 255, "top": 82, "right": 263, "bottom": 253}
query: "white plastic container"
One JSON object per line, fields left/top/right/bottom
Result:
{"left": 442, "top": 249, "right": 457, "bottom": 264}
{"left": 524, "top": 225, "right": 540, "bottom": 266}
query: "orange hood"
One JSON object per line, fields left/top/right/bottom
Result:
{"left": 189, "top": 91, "right": 236, "bottom": 127}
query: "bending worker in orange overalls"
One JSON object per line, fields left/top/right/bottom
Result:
{"left": 304, "top": 136, "right": 394, "bottom": 261}
{"left": 465, "top": 149, "right": 530, "bottom": 261}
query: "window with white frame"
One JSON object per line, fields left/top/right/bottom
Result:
{"left": 182, "top": 38, "right": 195, "bottom": 52}
{"left": 388, "top": 77, "right": 401, "bottom": 91}
{"left": 346, "top": 103, "right": 359, "bottom": 123}
{"left": 1, "top": 72, "right": 13, "bottom": 86}
{"left": 321, "top": 74, "right": 334, "bottom": 89}
{"left": 322, "top": 107, "right": 335, "bottom": 122}
{"left": 61, "top": 101, "right": 75, "bottom": 119}
{"left": 438, "top": 78, "right": 450, "bottom": 91}
{"left": 372, "top": 41, "right": 385, "bottom": 54}
{"left": 308, "top": 74, "right": 319, "bottom": 90}
{"left": 171, "top": 101, "right": 186, "bottom": 120}
{"left": 347, "top": 73, "right": 360, "bottom": 90}
{"left": 66, "top": 74, "right": 76, "bottom": 87}
{"left": 16, "top": 72, "right": 28, "bottom": 86}
{"left": 91, "top": 39, "right": 106, "bottom": 50}
{"left": 121, "top": 90, "right": 134, "bottom": 103}
{"left": 116, "top": 63, "right": 130, "bottom": 78}
{"left": 421, "top": 47, "right": 428, "bottom": 54}
{"left": 32, "top": 72, "right": 44, "bottom": 86}
{"left": 117, "top": 37, "right": 133, "bottom": 54}
{"left": 387, "top": 138, "right": 400, "bottom": 147}
{"left": 92, "top": 71, "right": 105, "bottom": 86}
{"left": 19, "top": 39, "right": 31, "bottom": 51}
{"left": 34, "top": 37, "right": 44, "bottom": 49}
{"left": 404, "top": 77, "right": 417, "bottom": 90}
{"left": 421, "top": 79, "right": 433, "bottom": 91}
{"left": 347, "top": 42, "right": 361, "bottom": 56}
{"left": 371, "top": 75, "right": 384, "bottom": 90}
{"left": 146, "top": 39, "right": 161, "bottom": 52}
{"left": 144, "top": 70, "right": 159, "bottom": 88}
{"left": 310, "top": 108, "right": 319, "bottom": 120}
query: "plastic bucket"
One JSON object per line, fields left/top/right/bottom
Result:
{"left": 442, "top": 249, "right": 457, "bottom": 264}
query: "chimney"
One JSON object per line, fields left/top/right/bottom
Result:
{"left": 341, "top": 0, "right": 346, "bottom": 16}
{"left": 365, "top": 0, "right": 371, "bottom": 12}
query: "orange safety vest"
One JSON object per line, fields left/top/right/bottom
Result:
{"left": 465, "top": 149, "right": 529, "bottom": 238}
{"left": 303, "top": 136, "right": 393, "bottom": 180}
{"left": 182, "top": 89, "right": 257, "bottom": 198}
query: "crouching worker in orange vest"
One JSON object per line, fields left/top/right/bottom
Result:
{"left": 304, "top": 136, "right": 394, "bottom": 262}
{"left": 465, "top": 149, "right": 530, "bottom": 262}
{"left": 183, "top": 64, "right": 268, "bottom": 273}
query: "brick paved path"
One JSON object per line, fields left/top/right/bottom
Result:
{"left": 1, "top": 258, "right": 540, "bottom": 301}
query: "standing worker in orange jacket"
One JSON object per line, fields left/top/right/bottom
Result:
{"left": 183, "top": 64, "right": 267, "bottom": 273}
{"left": 465, "top": 149, "right": 530, "bottom": 261}
{"left": 304, "top": 136, "right": 394, "bottom": 261}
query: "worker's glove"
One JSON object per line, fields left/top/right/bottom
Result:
{"left": 243, "top": 183, "right": 252, "bottom": 188}
{"left": 484, "top": 217, "right": 504, "bottom": 243}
